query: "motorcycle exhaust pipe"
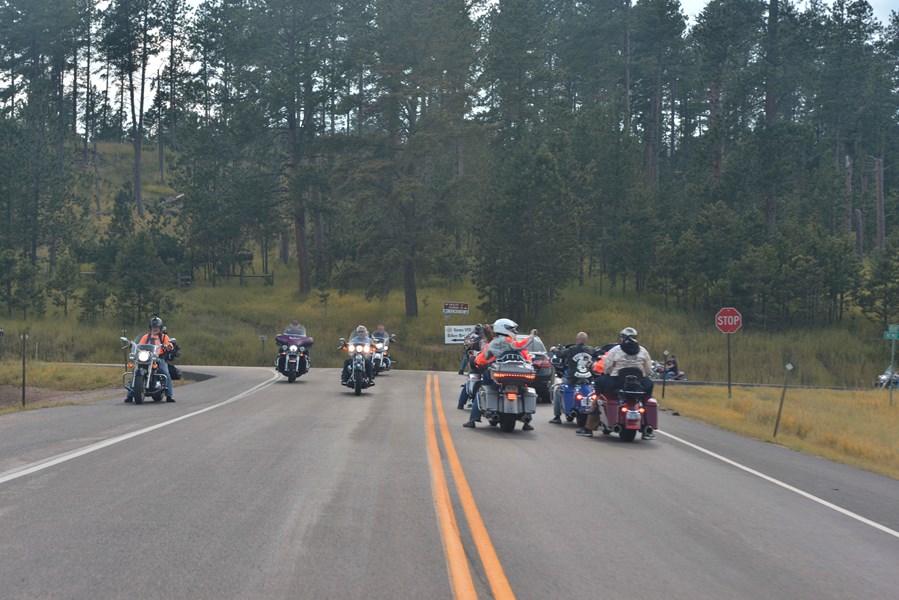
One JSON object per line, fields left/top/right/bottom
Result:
{"left": 644, "top": 425, "right": 653, "bottom": 437}
{"left": 612, "top": 424, "right": 621, "bottom": 433}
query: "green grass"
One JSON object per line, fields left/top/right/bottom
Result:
{"left": 0, "top": 260, "right": 891, "bottom": 384}
{"left": 0, "top": 362, "right": 123, "bottom": 390}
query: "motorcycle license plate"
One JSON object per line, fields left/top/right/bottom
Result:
{"left": 626, "top": 410, "right": 642, "bottom": 428}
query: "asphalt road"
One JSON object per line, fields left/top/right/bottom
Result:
{"left": 0, "top": 366, "right": 896, "bottom": 599}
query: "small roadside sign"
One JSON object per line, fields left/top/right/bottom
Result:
{"left": 884, "top": 331, "right": 899, "bottom": 340}
{"left": 445, "top": 325, "right": 476, "bottom": 344}
{"left": 443, "top": 301, "right": 469, "bottom": 315}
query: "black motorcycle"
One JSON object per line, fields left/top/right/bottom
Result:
{"left": 339, "top": 338, "right": 374, "bottom": 396}
{"left": 120, "top": 336, "right": 169, "bottom": 404}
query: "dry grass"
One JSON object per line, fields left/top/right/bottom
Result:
{"left": 662, "top": 385, "right": 899, "bottom": 480}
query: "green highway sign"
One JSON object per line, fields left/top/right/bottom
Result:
{"left": 890, "top": 324, "right": 899, "bottom": 332}
{"left": 885, "top": 331, "right": 899, "bottom": 340}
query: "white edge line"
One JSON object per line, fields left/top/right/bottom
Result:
{"left": 0, "top": 372, "right": 280, "bottom": 485}
{"left": 658, "top": 430, "right": 899, "bottom": 540}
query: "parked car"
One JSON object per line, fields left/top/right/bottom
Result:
{"left": 516, "top": 334, "right": 553, "bottom": 403}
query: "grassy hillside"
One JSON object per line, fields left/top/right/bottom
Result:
{"left": 0, "top": 257, "right": 891, "bottom": 388}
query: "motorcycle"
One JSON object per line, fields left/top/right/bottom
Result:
{"left": 275, "top": 326, "right": 313, "bottom": 383}
{"left": 651, "top": 360, "right": 687, "bottom": 381}
{"left": 371, "top": 334, "right": 396, "bottom": 375}
{"left": 875, "top": 366, "right": 899, "bottom": 388}
{"left": 478, "top": 353, "right": 537, "bottom": 432}
{"left": 596, "top": 367, "right": 658, "bottom": 441}
{"left": 120, "top": 336, "right": 170, "bottom": 404}
{"left": 550, "top": 347, "right": 596, "bottom": 427}
{"left": 339, "top": 337, "right": 374, "bottom": 396}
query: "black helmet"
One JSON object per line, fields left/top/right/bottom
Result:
{"left": 150, "top": 316, "right": 163, "bottom": 329}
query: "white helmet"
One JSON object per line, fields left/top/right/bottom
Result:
{"left": 492, "top": 318, "right": 518, "bottom": 337}
{"left": 619, "top": 327, "right": 638, "bottom": 339}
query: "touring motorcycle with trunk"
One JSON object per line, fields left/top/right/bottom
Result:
{"left": 275, "top": 325, "right": 313, "bottom": 383}
{"left": 478, "top": 354, "right": 538, "bottom": 432}
{"left": 596, "top": 367, "right": 658, "bottom": 441}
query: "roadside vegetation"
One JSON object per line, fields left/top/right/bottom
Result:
{"left": 663, "top": 386, "right": 899, "bottom": 481}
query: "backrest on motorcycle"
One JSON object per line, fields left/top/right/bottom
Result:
{"left": 495, "top": 350, "right": 526, "bottom": 363}
{"left": 617, "top": 367, "right": 645, "bottom": 394}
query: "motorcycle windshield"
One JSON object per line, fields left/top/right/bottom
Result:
{"left": 277, "top": 333, "right": 313, "bottom": 346}
{"left": 283, "top": 324, "right": 307, "bottom": 336}
{"left": 133, "top": 343, "right": 160, "bottom": 362}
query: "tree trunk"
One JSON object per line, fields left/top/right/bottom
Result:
{"left": 404, "top": 256, "right": 418, "bottom": 317}
{"left": 293, "top": 209, "right": 311, "bottom": 295}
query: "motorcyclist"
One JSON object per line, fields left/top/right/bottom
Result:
{"left": 372, "top": 323, "right": 391, "bottom": 342}
{"left": 458, "top": 324, "right": 483, "bottom": 374}
{"left": 665, "top": 355, "right": 680, "bottom": 380}
{"left": 340, "top": 325, "right": 375, "bottom": 384}
{"left": 458, "top": 324, "right": 493, "bottom": 410}
{"left": 464, "top": 318, "right": 536, "bottom": 430}
{"left": 285, "top": 320, "right": 305, "bottom": 335}
{"left": 548, "top": 331, "right": 594, "bottom": 424}
{"left": 579, "top": 327, "right": 654, "bottom": 438}
{"left": 125, "top": 316, "right": 176, "bottom": 403}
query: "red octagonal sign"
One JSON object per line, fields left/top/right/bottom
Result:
{"left": 716, "top": 307, "right": 742, "bottom": 334}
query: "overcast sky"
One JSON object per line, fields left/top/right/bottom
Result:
{"left": 679, "top": 0, "right": 895, "bottom": 25}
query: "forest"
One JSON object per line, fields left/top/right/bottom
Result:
{"left": 1, "top": 0, "right": 898, "bottom": 329}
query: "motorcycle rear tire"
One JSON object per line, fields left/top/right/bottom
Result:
{"left": 619, "top": 429, "right": 637, "bottom": 442}
{"left": 500, "top": 413, "right": 517, "bottom": 433}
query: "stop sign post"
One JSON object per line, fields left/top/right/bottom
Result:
{"left": 716, "top": 307, "right": 742, "bottom": 397}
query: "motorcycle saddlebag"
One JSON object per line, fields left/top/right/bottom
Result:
{"left": 478, "top": 385, "right": 500, "bottom": 411}
{"left": 643, "top": 396, "right": 659, "bottom": 430}
{"left": 168, "top": 364, "right": 182, "bottom": 381}
{"left": 523, "top": 386, "right": 537, "bottom": 414}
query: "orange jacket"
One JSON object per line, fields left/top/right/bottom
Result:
{"left": 475, "top": 335, "right": 532, "bottom": 368}
{"left": 137, "top": 332, "right": 172, "bottom": 355}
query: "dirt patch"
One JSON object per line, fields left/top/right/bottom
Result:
{"left": 0, "top": 385, "right": 121, "bottom": 411}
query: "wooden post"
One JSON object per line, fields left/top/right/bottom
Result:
{"left": 875, "top": 157, "right": 884, "bottom": 252}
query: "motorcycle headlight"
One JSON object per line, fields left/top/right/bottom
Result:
{"left": 137, "top": 350, "right": 151, "bottom": 362}
{"left": 353, "top": 344, "right": 363, "bottom": 352}
{"left": 289, "top": 345, "right": 298, "bottom": 352}
{"left": 375, "top": 342, "right": 384, "bottom": 350}
{"left": 298, "top": 346, "right": 306, "bottom": 352}
{"left": 364, "top": 344, "right": 371, "bottom": 353}
{"left": 281, "top": 345, "right": 288, "bottom": 351}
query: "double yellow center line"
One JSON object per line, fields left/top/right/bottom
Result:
{"left": 425, "top": 373, "right": 515, "bottom": 600}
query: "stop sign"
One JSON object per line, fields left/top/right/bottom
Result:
{"left": 716, "top": 307, "right": 742, "bottom": 333}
